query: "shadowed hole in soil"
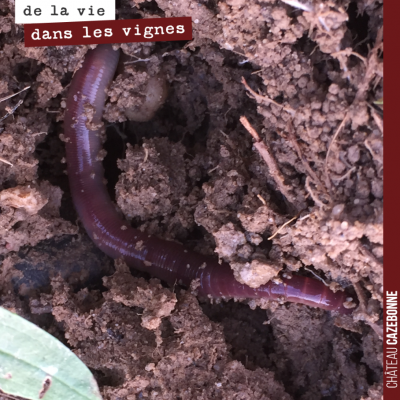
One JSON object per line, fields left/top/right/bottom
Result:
{"left": 91, "top": 367, "right": 126, "bottom": 388}
{"left": 11, "top": 235, "right": 114, "bottom": 294}
{"left": 12, "top": 59, "right": 42, "bottom": 84}
{"left": 201, "top": 300, "right": 275, "bottom": 370}
{"left": 35, "top": 119, "right": 79, "bottom": 223}
{"left": 197, "top": 0, "right": 219, "bottom": 13}
{"left": 346, "top": 1, "right": 371, "bottom": 56}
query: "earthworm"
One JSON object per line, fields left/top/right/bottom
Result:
{"left": 64, "top": 44, "right": 353, "bottom": 315}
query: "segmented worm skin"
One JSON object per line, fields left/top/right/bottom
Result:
{"left": 64, "top": 44, "right": 352, "bottom": 315}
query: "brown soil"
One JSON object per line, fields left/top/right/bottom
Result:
{"left": 0, "top": 0, "right": 383, "bottom": 399}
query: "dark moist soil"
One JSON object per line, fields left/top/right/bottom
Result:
{"left": 0, "top": 0, "right": 383, "bottom": 399}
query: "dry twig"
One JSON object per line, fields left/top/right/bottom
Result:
{"left": 240, "top": 115, "right": 261, "bottom": 141}
{"left": 0, "top": 86, "right": 30, "bottom": 103}
{"left": 240, "top": 115, "right": 298, "bottom": 208}
{"left": 0, "top": 157, "right": 13, "bottom": 167}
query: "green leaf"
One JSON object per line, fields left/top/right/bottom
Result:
{"left": 0, "top": 307, "right": 102, "bottom": 400}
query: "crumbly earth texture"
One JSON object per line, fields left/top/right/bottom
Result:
{"left": 0, "top": 0, "right": 383, "bottom": 399}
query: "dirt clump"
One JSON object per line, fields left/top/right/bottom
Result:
{"left": 50, "top": 262, "right": 291, "bottom": 400}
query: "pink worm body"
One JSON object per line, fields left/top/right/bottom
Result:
{"left": 64, "top": 44, "right": 352, "bottom": 314}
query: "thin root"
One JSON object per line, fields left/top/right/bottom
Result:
{"left": 364, "top": 138, "right": 382, "bottom": 164}
{"left": 263, "top": 316, "right": 276, "bottom": 325}
{"left": 124, "top": 58, "right": 152, "bottom": 65}
{"left": 268, "top": 214, "right": 299, "bottom": 240}
{"left": 331, "top": 50, "right": 367, "bottom": 66}
{"left": 304, "top": 267, "right": 330, "bottom": 287}
{"left": 241, "top": 77, "right": 295, "bottom": 116}
{"left": 305, "top": 176, "right": 326, "bottom": 208}
{"left": 331, "top": 166, "right": 356, "bottom": 182}
{"left": 353, "top": 281, "right": 383, "bottom": 339}
{"left": 323, "top": 114, "right": 348, "bottom": 191}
